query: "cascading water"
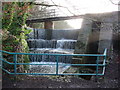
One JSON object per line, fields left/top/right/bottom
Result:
{"left": 27, "top": 29, "right": 79, "bottom": 74}
{"left": 56, "top": 38, "right": 77, "bottom": 49}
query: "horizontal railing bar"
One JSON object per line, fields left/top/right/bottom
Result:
{"left": 0, "top": 59, "right": 14, "bottom": 65}
{"left": 14, "top": 73, "right": 104, "bottom": 76}
{"left": 57, "top": 73, "right": 104, "bottom": 76}
{"left": 15, "top": 63, "right": 105, "bottom": 66}
{"left": 0, "top": 48, "right": 107, "bottom": 76}
{"left": 1, "top": 59, "right": 105, "bottom": 66}
{"left": 2, "top": 68, "right": 14, "bottom": 75}
{"left": 0, "top": 50, "right": 105, "bottom": 56}
{"left": 70, "top": 64, "right": 105, "bottom": 66}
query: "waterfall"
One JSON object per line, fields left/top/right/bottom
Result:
{"left": 27, "top": 29, "right": 79, "bottom": 73}
{"left": 56, "top": 38, "right": 77, "bottom": 49}
{"left": 28, "top": 39, "right": 76, "bottom": 63}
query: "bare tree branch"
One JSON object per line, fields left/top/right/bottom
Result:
{"left": 50, "top": 0, "right": 76, "bottom": 15}
{"left": 109, "top": 0, "right": 120, "bottom": 5}
{"left": 33, "top": 3, "right": 64, "bottom": 7}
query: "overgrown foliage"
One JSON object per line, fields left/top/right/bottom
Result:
{"left": 2, "top": 2, "right": 33, "bottom": 72}
{"left": 2, "top": 2, "right": 32, "bottom": 51}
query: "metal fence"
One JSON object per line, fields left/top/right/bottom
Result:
{"left": 0, "top": 48, "right": 107, "bottom": 76}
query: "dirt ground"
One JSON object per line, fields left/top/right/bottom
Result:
{"left": 2, "top": 50, "right": 119, "bottom": 89}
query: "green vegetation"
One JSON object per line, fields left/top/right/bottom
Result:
{"left": 2, "top": 2, "right": 33, "bottom": 72}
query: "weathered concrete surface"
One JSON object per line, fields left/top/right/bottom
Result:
{"left": 97, "top": 11, "right": 118, "bottom": 56}
{"left": 74, "top": 19, "right": 92, "bottom": 54}
{"left": 72, "top": 19, "right": 92, "bottom": 65}
{"left": 113, "top": 23, "right": 120, "bottom": 52}
{"left": 85, "top": 11, "right": 118, "bottom": 23}
{"left": 44, "top": 21, "right": 54, "bottom": 40}
{"left": 85, "top": 21, "right": 101, "bottom": 65}
{"left": 74, "top": 11, "right": 118, "bottom": 57}
{"left": 73, "top": 11, "right": 119, "bottom": 79}
{"left": 98, "top": 23, "right": 113, "bottom": 55}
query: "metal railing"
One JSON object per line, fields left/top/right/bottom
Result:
{"left": 0, "top": 48, "right": 107, "bottom": 76}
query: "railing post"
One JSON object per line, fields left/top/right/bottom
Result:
{"left": 0, "top": 52, "right": 2, "bottom": 84}
{"left": 103, "top": 48, "right": 107, "bottom": 56}
{"left": 56, "top": 56, "right": 59, "bottom": 75}
{"left": 13, "top": 54, "right": 17, "bottom": 74}
{"left": 102, "top": 48, "right": 107, "bottom": 75}
{"left": 13, "top": 54, "right": 17, "bottom": 86}
{"left": 102, "top": 54, "right": 107, "bottom": 75}
{"left": 0, "top": 52, "right": 2, "bottom": 68}
{"left": 95, "top": 56, "right": 99, "bottom": 82}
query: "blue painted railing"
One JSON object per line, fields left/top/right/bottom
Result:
{"left": 0, "top": 48, "right": 107, "bottom": 76}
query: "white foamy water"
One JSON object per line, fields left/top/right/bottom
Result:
{"left": 56, "top": 39, "right": 77, "bottom": 49}
{"left": 28, "top": 62, "right": 70, "bottom": 74}
{"left": 30, "top": 48, "right": 74, "bottom": 54}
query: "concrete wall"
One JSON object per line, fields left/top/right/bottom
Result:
{"left": 73, "top": 11, "right": 118, "bottom": 79}
{"left": 98, "top": 23, "right": 113, "bottom": 54}
{"left": 74, "top": 11, "right": 118, "bottom": 57}
{"left": 72, "top": 19, "right": 92, "bottom": 64}
{"left": 74, "top": 19, "right": 93, "bottom": 54}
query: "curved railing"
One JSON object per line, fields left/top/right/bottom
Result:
{"left": 0, "top": 48, "right": 107, "bottom": 76}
